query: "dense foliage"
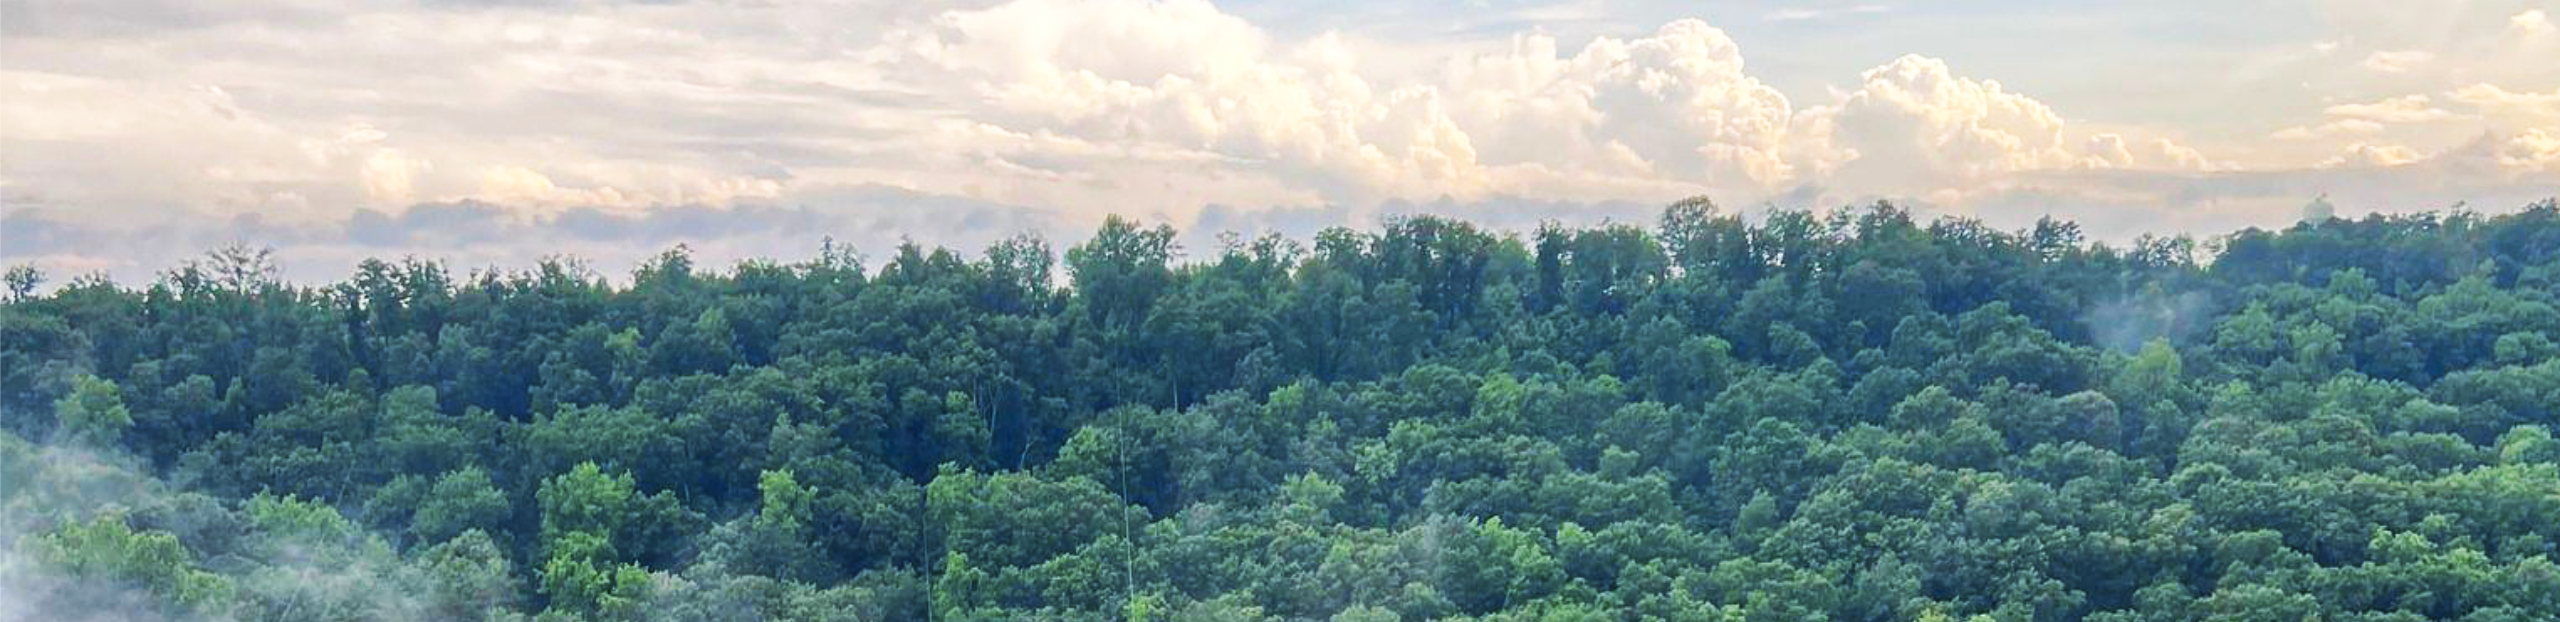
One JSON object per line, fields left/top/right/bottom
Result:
{"left": 7, "top": 199, "right": 2560, "bottom": 622}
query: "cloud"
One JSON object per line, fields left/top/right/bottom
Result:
{"left": 2320, "top": 143, "right": 2423, "bottom": 168}
{"left": 2323, "top": 94, "right": 2459, "bottom": 123}
{"left": 3, "top": 0, "right": 2554, "bottom": 284}
{"left": 2512, "top": 9, "right": 2555, "bottom": 38}
{"left": 2448, "top": 83, "right": 2560, "bottom": 120}
{"left": 1957, "top": 156, "right": 2557, "bottom": 239}
{"left": 893, "top": 0, "right": 1498, "bottom": 205}
{"left": 0, "top": 0, "right": 341, "bottom": 38}
{"left": 3, "top": 187, "right": 1721, "bottom": 288}
{"left": 880, "top": 6, "right": 2214, "bottom": 212}
{"left": 2289, "top": 128, "right": 2558, "bottom": 178}
{"left": 1441, "top": 19, "right": 1801, "bottom": 196}
{"left": 2273, "top": 118, "right": 2387, "bottom": 140}
{"left": 3, "top": 185, "right": 1075, "bottom": 285}
{"left": 0, "top": 0, "right": 2224, "bottom": 223}
{"left": 1763, "top": 4, "right": 1891, "bottom": 23}
{"left": 2361, "top": 49, "right": 2434, "bottom": 73}
{"left": 2081, "top": 134, "right": 2215, "bottom": 171}
{"left": 1791, "top": 54, "right": 2212, "bottom": 203}
{"left": 2268, "top": 93, "right": 2473, "bottom": 140}
{"left": 2459, "top": 129, "right": 2560, "bottom": 174}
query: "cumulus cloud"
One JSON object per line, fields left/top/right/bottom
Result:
{"left": 1812, "top": 54, "right": 2084, "bottom": 194}
{"left": 2321, "top": 143, "right": 2424, "bottom": 168}
{"left": 2, "top": 0, "right": 2555, "bottom": 283}
{"left": 891, "top": 0, "right": 1498, "bottom": 204}
{"left": 2081, "top": 134, "right": 2215, "bottom": 170}
{"left": 2512, "top": 9, "right": 2555, "bottom": 38}
{"left": 0, "top": 0, "right": 2224, "bottom": 221}
{"left": 2459, "top": 129, "right": 2560, "bottom": 174}
{"left": 2449, "top": 83, "right": 2560, "bottom": 121}
{"left": 1442, "top": 19, "right": 1802, "bottom": 194}
{"left": 878, "top": 6, "right": 2228, "bottom": 218}
{"left": 2293, "top": 127, "right": 2558, "bottom": 179}
{"left": 1788, "top": 55, "right": 2212, "bottom": 203}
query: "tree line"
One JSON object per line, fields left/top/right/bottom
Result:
{"left": 5, "top": 198, "right": 2560, "bottom": 621}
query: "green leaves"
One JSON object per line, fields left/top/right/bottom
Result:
{"left": 538, "top": 530, "right": 653, "bottom": 620}
{"left": 53, "top": 375, "right": 132, "bottom": 446}
{"left": 21, "top": 512, "right": 232, "bottom": 613}
{"left": 410, "top": 466, "right": 512, "bottom": 544}
{"left": 10, "top": 202, "right": 2560, "bottom": 621}
{"left": 538, "top": 462, "right": 703, "bottom": 570}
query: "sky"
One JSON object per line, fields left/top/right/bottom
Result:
{"left": 2, "top": 0, "right": 2557, "bottom": 283}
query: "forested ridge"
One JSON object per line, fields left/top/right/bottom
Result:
{"left": 7, "top": 199, "right": 2560, "bottom": 622}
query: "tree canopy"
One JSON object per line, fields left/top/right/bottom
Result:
{"left": 6, "top": 201, "right": 2560, "bottom": 621}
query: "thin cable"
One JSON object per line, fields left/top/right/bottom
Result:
{"left": 1115, "top": 422, "right": 1137, "bottom": 616}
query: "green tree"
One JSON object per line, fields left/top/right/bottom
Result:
{"left": 20, "top": 512, "right": 232, "bottom": 612}
{"left": 410, "top": 466, "right": 512, "bottom": 544}
{"left": 54, "top": 374, "right": 133, "bottom": 446}
{"left": 416, "top": 530, "right": 520, "bottom": 622}
{"left": 538, "top": 461, "right": 702, "bottom": 568}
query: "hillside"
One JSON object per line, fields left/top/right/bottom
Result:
{"left": 6, "top": 199, "right": 2560, "bottom": 621}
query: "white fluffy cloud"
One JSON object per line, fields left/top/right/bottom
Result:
{"left": 2, "top": 0, "right": 2556, "bottom": 283}
{"left": 1441, "top": 19, "right": 1801, "bottom": 197}
{"left": 2471, "top": 129, "right": 2560, "bottom": 174}
{"left": 886, "top": 9, "right": 2224, "bottom": 210}
{"left": 2321, "top": 143, "right": 2424, "bottom": 168}
{"left": 1, "top": 0, "right": 2233, "bottom": 224}
{"left": 2513, "top": 9, "right": 2555, "bottom": 38}
{"left": 894, "top": 0, "right": 1495, "bottom": 204}
{"left": 2450, "top": 83, "right": 2560, "bottom": 122}
{"left": 1803, "top": 55, "right": 2095, "bottom": 201}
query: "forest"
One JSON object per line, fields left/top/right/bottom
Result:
{"left": 5, "top": 198, "right": 2560, "bottom": 622}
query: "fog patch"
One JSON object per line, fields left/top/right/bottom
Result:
{"left": 2086, "top": 289, "right": 2216, "bottom": 353}
{"left": 0, "top": 430, "right": 471, "bottom": 622}
{"left": 0, "top": 432, "right": 214, "bottom": 621}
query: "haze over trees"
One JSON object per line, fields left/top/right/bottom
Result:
{"left": 6, "top": 199, "right": 2560, "bottom": 621}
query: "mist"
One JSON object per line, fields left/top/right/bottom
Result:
{"left": 0, "top": 430, "right": 473, "bottom": 622}
{"left": 2084, "top": 288, "right": 2218, "bottom": 353}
